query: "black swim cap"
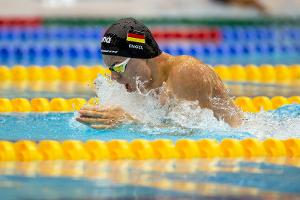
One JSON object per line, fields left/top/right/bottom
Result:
{"left": 101, "top": 18, "right": 162, "bottom": 59}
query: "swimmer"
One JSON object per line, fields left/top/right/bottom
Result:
{"left": 76, "top": 18, "right": 243, "bottom": 129}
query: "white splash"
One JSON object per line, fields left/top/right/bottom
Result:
{"left": 94, "top": 75, "right": 300, "bottom": 139}
{"left": 239, "top": 111, "right": 300, "bottom": 139}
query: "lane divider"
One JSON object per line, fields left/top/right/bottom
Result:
{"left": 0, "top": 138, "right": 299, "bottom": 161}
{"left": 0, "top": 98, "right": 98, "bottom": 112}
{"left": 234, "top": 96, "right": 300, "bottom": 112}
{"left": 0, "top": 96, "right": 299, "bottom": 113}
{"left": 0, "top": 17, "right": 42, "bottom": 27}
{"left": 214, "top": 64, "right": 300, "bottom": 83}
{"left": 1, "top": 65, "right": 300, "bottom": 83}
{"left": 0, "top": 65, "right": 110, "bottom": 82}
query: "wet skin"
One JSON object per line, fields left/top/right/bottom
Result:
{"left": 76, "top": 53, "right": 243, "bottom": 129}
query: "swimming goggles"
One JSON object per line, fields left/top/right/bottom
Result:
{"left": 109, "top": 58, "right": 131, "bottom": 73}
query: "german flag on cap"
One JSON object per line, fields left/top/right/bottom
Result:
{"left": 126, "top": 30, "right": 145, "bottom": 44}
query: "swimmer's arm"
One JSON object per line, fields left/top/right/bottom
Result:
{"left": 202, "top": 67, "right": 243, "bottom": 127}
{"left": 208, "top": 96, "right": 243, "bottom": 128}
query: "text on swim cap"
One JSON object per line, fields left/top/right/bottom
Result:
{"left": 129, "top": 44, "right": 143, "bottom": 50}
{"left": 102, "top": 37, "right": 111, "bottom": 44}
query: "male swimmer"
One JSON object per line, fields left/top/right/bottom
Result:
{"left": 76, "top": 18, "right": 243, "bottom": 129}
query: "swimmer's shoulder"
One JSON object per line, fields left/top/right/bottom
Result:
{"left": 175, "top": 55, "right": 203, "bottom": 65}
{"left": 169, "top": 55, "right": 211, "bottom": 77}
{"left": 167, "top": 56, "right": 212, "bottom": 89}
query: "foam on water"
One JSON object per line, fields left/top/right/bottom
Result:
{"left": 95, "top": 75, "right": 300, "bottom": 139}
{"left": 239, "top": 111, "right": 300, "bottom": 139}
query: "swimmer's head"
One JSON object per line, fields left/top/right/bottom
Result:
{"left": 101, "top": 18, "right": 161, "bottom": 92}
{"left": 103, "top": 55, "right": 152, "bottom": 92}
{"left": 101, "top": 18, "right": 161, "bottom": 59}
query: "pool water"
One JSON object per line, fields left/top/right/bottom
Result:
{"left": 1, "top": 105, "right": 300, "bottom": 199}
{"left": 1, "top": 159, "right": 300, "bottom": 199}
{"left": 1, "top": 104, "right": 300, "bottom": 141}
{"left": 0, "top": 112, "right": 253, "bottom": 141}
{"left": 1, "top": 77, "right": 300, "bottom": 199}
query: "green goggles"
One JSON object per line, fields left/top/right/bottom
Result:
{"left": 109, "top": 58, "right": 131, "bottom": 73}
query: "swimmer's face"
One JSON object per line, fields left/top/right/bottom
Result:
{"left": 103, "top": 55, "right": 151, "bottom": 92}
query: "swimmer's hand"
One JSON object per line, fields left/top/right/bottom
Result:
{"left": 76, "top": 105, "right": 135, "bottom": 129}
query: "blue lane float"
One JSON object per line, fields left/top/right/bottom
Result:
{"left": 0, "top": 26, "right": 299, "bottom": 42}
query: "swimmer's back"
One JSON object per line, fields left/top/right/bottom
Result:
{"left": 166, "top": 55, "right": 242, "bottom": 127}
{"left": 167, "top": 55, "right": 228, "bottom": 103}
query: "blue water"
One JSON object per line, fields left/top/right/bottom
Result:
{"left": 0, "top": 90, "right": 300, "bottom": 199}
{"left": 0, "top": 105, "right": 300, "bottom": 199}
{"left": 1, "top": 104, "right": 300, "bottom": 141}
{"left": 273, "top": 104, "right": 300, "bottom": 118}
{"left": 0, "top": 112, "right": 252, "bottom": 141}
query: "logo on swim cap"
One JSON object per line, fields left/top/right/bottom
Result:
{"left": 102, "top": 36, "right": 112, "bottom": 44}
{"left": 126, "top": 30, "right": 145, "bottom": 44}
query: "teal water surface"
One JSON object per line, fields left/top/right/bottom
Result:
{"left": 1, "top": 105, "right": 300, "bottom": 199}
